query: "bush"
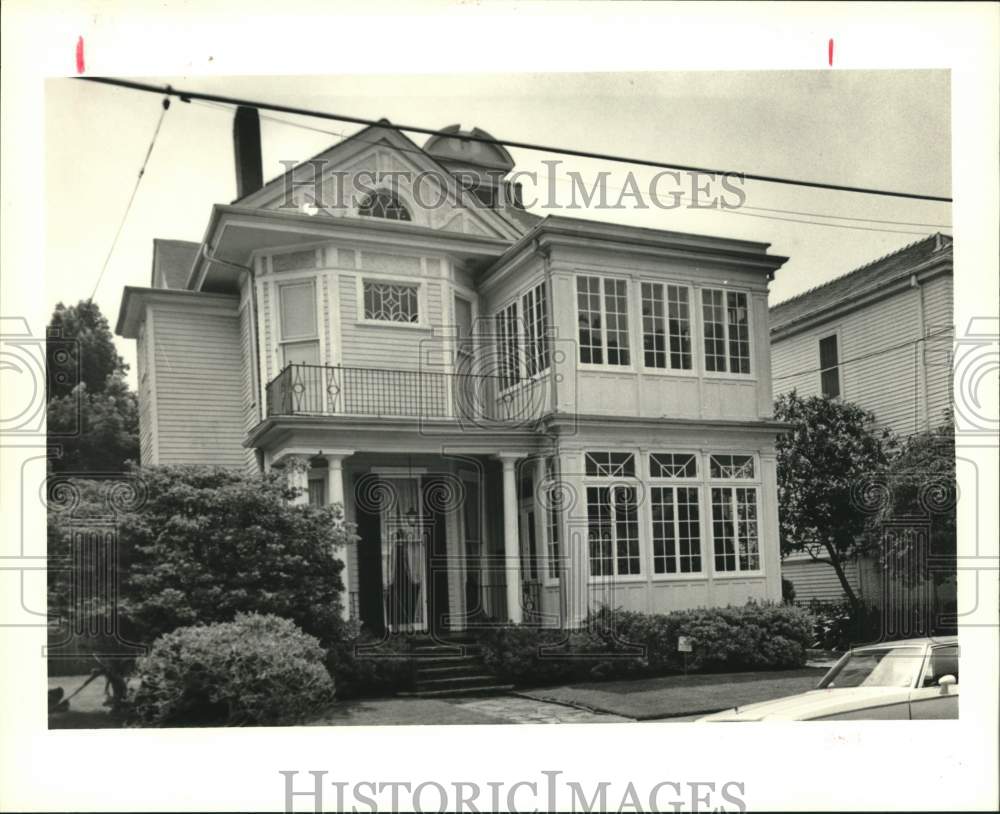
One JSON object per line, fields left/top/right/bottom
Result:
{"left": 48, "top": 466, "right": 356, "bottom": 651}
{"left": 325, "top": 622, "right": 417, "bottom": 698}
{"left": 477, "top": 602, "right": 815, "bottom": 686}
{"left": 807, "top": 599, "right": 887, "bottom": 651}
{"left": 782, "top": 577, "right": 796, "bottom": 605}
{"left": 129, "top": 614, "right": 334, "bottom": 726}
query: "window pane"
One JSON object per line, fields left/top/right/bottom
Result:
{"left": 726, "top": 291, "right": 751, "bottom": 374}
{"left": 677, "top": 487, "right": 702, "bottom": 573}
{"left": 495, "top": 301, "right": 521, "bottom": 390}
{"left": 702, "top": 289, "right": 727, "bottom": 372}
{"left": 587, "top": 486, "right": 613, "bottom": 576}
{"left": 282, "top": 340, "right": 320, "bottom": 366}
{"left": 712, "top": 487, "right": 737, "bottom": 572}
{"left": 667, "top": 285, "right": 693, "bottom": 370}
{"left": 613, "top": 486, "right": 641, "bottom": 575}
{"left": 641, "top": 282, "right": 666, "bottom": 368}
{"left": 651, "top": 486, "right": 677, "bottom": 574}
{"left": 585, "top": 451, "right": 635, "bottom": 478}
{"left": 358, "top": 189, "right": 412, "bottom": 221}
{"left": 710, "top": 454, "right": 755, "bottom": 479}
{"left": 735, "top": 487, "right": 759, "bottom": 571}
{"left": 363, "top": 281, "right": 419, "bottom": 323}
{"left": 649, "top": 452, "right": 698, "bottom": 478}
{"left": 545, "top": 457, "right": 561, "bottom": 580}
{"left": 522, "top": 282, "right": 550, "bottom": 377}
{"left": 280, "top": 281, "right": 317, "bottom": 340}
{"left": 604, "top": 278, "right": 631, "bottom": 366}
{"left": 577, "top": 276, "right": 604, "bottom": 364}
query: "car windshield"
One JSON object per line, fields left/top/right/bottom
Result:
{"left": 819, "top": 646, "right": 925, "bottom": 689}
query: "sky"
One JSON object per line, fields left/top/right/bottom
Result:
{"left": 45, "top": 71, "right": 951, "bottom": 385}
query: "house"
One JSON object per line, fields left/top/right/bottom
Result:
{"left": 115, "top": 111, "right": 791, "bottom": 636}
{"left": 770, "top": 233, "right": 954, "bottom": 605}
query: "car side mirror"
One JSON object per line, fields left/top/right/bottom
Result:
{"left": 937, "top": 674, "right": 957, "bottom": 693}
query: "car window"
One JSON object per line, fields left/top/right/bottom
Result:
{"left": 820, "top": 647, "right": 924, "bottom": 689}
{"left": 921, "top": 645, "right": 959, "bottom": 687}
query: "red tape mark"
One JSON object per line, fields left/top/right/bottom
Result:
{"left": 76, "top": 36, "right": 85, "bottom": 74}
{"left": 828, "top": 38, "right": 834, "bottom": 67}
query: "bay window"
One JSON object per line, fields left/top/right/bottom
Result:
{"left": 641, "top": 282, "right": 692, "bottom": 370}
{"left": 709, "top": 453, "right": 760, "bottom": 574}
{"left": 702, "top": 288, "right": 751, "bottom": 374}
{"left": 577, "top": 275, "right": 631, "bottom": 366}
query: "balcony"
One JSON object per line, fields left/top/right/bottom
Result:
{"left": 265, "top": 363, "right": 549, "bottom": 426}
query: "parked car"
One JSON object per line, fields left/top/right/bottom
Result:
{"left": 699, "top": 636, "right": 958, "bottom": 721}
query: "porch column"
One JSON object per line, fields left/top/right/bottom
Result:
{"left": 497, "top": 453, "right": 524, "bottom": 624}
{"left": 324, "top": 451, "right": 354, "bottom": 620}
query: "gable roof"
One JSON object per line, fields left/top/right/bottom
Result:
{"left": 151, "top": 239, "right": 200, "bottom": 289}
{"left": 770, "top": 233, "right": 953, "bottom": 334}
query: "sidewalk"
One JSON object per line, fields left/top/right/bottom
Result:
{"left": 517, "top": 667, "right": 828, "bottom": 720}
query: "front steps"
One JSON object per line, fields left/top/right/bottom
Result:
{"left": 397, "top": 635, "right": 513, "bottom": 698}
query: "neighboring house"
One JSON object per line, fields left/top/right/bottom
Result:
{"left": 116, "top": 113, "right": 790, "bottom": 635}
{"left": 770, "top": 233, "right": 954, "bottom": 605}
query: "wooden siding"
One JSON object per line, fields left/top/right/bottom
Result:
{"left": 772, "top": 284, "right": 939, "bottom": 435}
{"left": 238, "top": 298, "right": 259, "bottom": 472}
{"left": 921, "top": 274, "right": 954, "bottom": 426}
{"left": 149, "top": 304, "right": 247, "bottom": 466}
{"left": 136, "top": 321, "right": 155, "bottom": 464}
{"left": 781, "top": 556, "right": 862, "bottom": 604}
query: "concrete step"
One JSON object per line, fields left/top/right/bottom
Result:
{"left": 399, "top": 683, "right": 515, "bottom": 699}
{"left": 416, "top": 661, "right": 487, "bottom": 679}
{"left": 413, "top": 674, "right": 502, "bottom": 692}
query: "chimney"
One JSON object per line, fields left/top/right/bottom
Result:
{"left": 233, "top": 106, "right": 263, "bottom": 199}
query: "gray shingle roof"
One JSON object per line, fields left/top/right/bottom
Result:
{"left": 151, "top": 239, "right": 200, "bottom": 289}
{"left": 770, "top": 233, "right": 953, "bottom": 333}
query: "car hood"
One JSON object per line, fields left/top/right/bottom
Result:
{"left": 699, "top": 687, "right": 912, "bottom": 721}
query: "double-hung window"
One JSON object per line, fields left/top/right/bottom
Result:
{"left": 819, "top": 334, "right": 841, "bottom": 398}
{"left": 649, "top": 453, "right": 701, "bottom": 575}
{"left": 494, "top": 281, "right": 550, "bottom": 390}
{"left": 702, "top": 288, "right": 751, "bottom": 374}
{"left": 584, "top": 452, "right": 640, "bottom": 577}
{"left": 709, "top": 454, "right": 760, "bottom": 574}
{"left": 577, "top": 276, "right": 631, "bottom": 366}
{"left": 278, "top": 280, "right": 320, "bottom": 366}
{"left": 641, "top": 282, "right": 692, "bottom": 370}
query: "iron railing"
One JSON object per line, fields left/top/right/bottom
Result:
{"left": 265, "top": 363, "right": 549, "bottom": 424}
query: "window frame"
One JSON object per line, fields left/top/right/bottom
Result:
{"left": 707, "top": 452, "right": 763, "bottom": 577}
{"left": 582, "top": 450, "right": 642, "bottom": 582}
{"left": 355, "top": 275, "right": 428, "bottom": 329}
{"left": 356, "top": 188, "right": 413, "bottom": 221}
{"left": 493, "top": 280, "right": 551, "bottom": 393}
{"left": 542, "top": 456, "right": 562, "bottom": 586}
{"left": 700, "top": 286, "right": 754, "bottom": 378}
{"left": 818, "top": 330, "right": 842, "bottom": 399}
{"left": 640, "top": 280, "right": 695, "bottom": 373}
{"left": 276, "top": 278, "right": 321, "bottom": 367}
{"left": 647, "top": 451, "right": 704, "bottom": 579}
{"left": 576, "top": 274, "right": 633, "bottom": 370}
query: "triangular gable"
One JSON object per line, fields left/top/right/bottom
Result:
{"left": 236, "top": 122, "right": 522, "bottom": 241}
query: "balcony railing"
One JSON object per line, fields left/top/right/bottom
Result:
{"left": 265, "top": 363, "right": 549, "bottom": 425}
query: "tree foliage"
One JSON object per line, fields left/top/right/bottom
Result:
{"left": 48, "top": 466, "right": 355, "bottom": 650}
{"left": 774, "top": 392, "right": 897, "bottom": 610}
{"left": 46, "top": 300, "right": 139, "bottom": 473}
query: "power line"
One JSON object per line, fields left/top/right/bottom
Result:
{"left": 79, "top": 76, "right": 953, "bottom": 203}
{"left": 772, "top": 326, "right": 953, "bottom": 381}
{"left": 90, "top": 97, "right": 171, "bottom": 300}
{"left": 187, "top": 97, "right": 948, "bottom": 237}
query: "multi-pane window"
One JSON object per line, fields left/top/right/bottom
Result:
{"left": 586, "top": 485, "right": 641, "bottom": 577}
{"left": 709, "top": 454, "right": 755, "bottom": 480}
{"left": 495, "top": 301, "right": 520, "bottom": 390}
{"left": 278, "top": 280, "right": 320, "bottom": 366}
{"left": 702, "top": 288, "right": 751, "bottom": 374}
{"left": 641, "top": 282, "right": 692, "bottom": 370}
{"left": 584, "top": 451, "right": 636, "bottom": 478}
{"left": 649, "top": 452, "right": 698, "bottom": 479}
{"left": 363, "top": 280, "right": 419, "bottom": 323}
{"left": 711, "top": 487, "right": 760, "bottom": 572}
{"left": 522, "top": 282, "right": 550, "bottom": 377}
{"left": 357, "top": 189, "right": 411, "bottom": 221}
{"left": 544, "top": 456, "right": 561, "bottom": 581}
{"left": 651, "top": 486, "right": 702, "bottom": 574}
{"left": 577, "top": 276, "right": 631, "bottom": 366}
{"left": 819, "top": 334, "right": 841, "bottom": 398}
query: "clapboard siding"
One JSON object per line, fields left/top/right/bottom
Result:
{"left": 238, "top": 300, "right": 259, "bottom": 472}
{"left": 150, "top": 304, "right": 246, "bottom": 467}
{"left": 782, "top": 557, "right": 861, "bottom": 604}
{"left": 922, "top": 275, "right": 954, "bottom": 425}
{"left": 338, "top": 273, "right": 443, "bottom": 369}
{"left": 136, "top": 322, "right": 155, "bottom": 464}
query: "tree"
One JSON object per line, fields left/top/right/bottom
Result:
{"left": 46, "top": 300, "right": 139, "bottom": 472}
{"left": 47, "top": 465, "right": 355, "bottom": 651}
{"left": 774, "top": 392, "right": 897, "bottom": 613}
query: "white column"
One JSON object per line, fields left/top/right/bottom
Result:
{"left": 324, "top": 452, "right": 353, "bottom": 620}
{"left": 498, "top": 453, "right": 523, "bottom": 624}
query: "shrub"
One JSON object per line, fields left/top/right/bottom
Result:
{"left": 325, "top": 621, "right": 417, "bottom": 698}
{"left": 48, "top": 466, "right": 356, "bottom": 650}
{"left": 807, "top": 599, "right": 884, "bottom": 651}
{"left": 782, "top": 577, "right": 796, "bottom": 605}
{"left": 477, "top": 602, "right": 815, "bottom": 686}
{"left": 129, "top": 614, "right": 334, "bottom": 726}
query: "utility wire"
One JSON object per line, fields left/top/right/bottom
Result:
{"left": 90, "top": 97, "right": 171, "bottom": 300}
{"left": 772, "top": 326, "right": 953, "bottom": 381}
{"left": 80, "top": 76, "right": 953, "bottom": 203}
{"left": 188, "top": 97, "right": 949, "bottom": 237}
